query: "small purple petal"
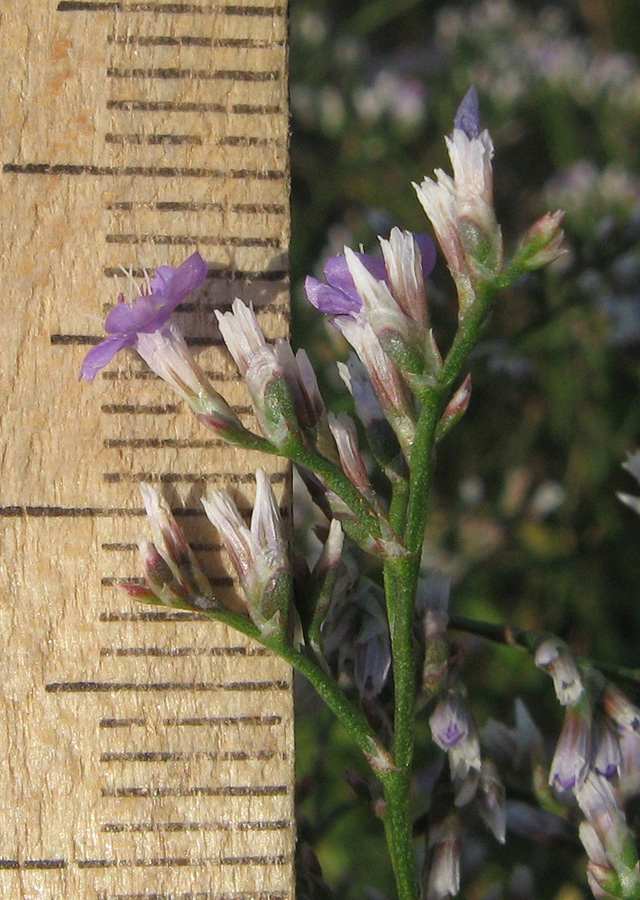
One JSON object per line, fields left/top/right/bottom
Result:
{"left": 306, "top": 237, "right": 435, "bottom": 320}
{"left": 414, "top": 233, "right": 437, "bottom": 280}
{"left": 304, "top": 275, "right": 361, "bottom": 316}
{"left": 157, "top": 251, "right": 208, "bottom": 304}
{"left": 105, "top": 294, "right": 166, "bottom": 334}
{"left": 454, "top": 86, "right": 480, "bottom": 140}
{"left": 441, "top": 722, "right": 465, "bottom": 747}
{"left": 79, "top": 333, "right": 135, "bottom": 382}
{"left": 150, "top": 265, "right": 176, "bottom": 292}
{"left": 306, "top": 251, "right": 387, "bottom": 318}
{"left": 325, "top": 252, "right": 387, "bottom": 296}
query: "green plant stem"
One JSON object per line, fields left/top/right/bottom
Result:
{"left": 378, "top": 394, "right": 446, "bottom": 900}
{"left": 231, "top": 429, "right": 385, "bottom": 542}
{"left": 376, "top": 291, "right": 503, "bottom": 900}
{"left": 385, "top": 479, "right": 410, "bottom": 631}
{"left": 287, "top": 441, "right": 384, "bottom": 538}
{"left": 449, "top": 613, "right": 640, "bottom": 691}
{"left": 199, "top": 603, "right": 396, "bottom": 769}
{"left": 381, "top": 769, "right": 421, "bottom": 900}
{"left": 208, "top": 607, "right": 424, "bottom": 899}
{"left": 142, "top": 594, "right": 392, "bottom": 769}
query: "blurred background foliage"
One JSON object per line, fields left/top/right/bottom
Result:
{"left": 289, "top": 0, "right": 640, "bottom": 897}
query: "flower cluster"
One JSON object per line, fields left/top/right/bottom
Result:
{"left": 534, "top": 638, "right": 640, "bottom": 896}
{"left": 78, "top": 89, "right": 635, "bottom": 900}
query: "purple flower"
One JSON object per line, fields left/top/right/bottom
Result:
{"left": 80, "top": 251, "right": 208, "bottom": 381}
{"left": 304, "top": 233, "right": 435, "bottom": 320}
{"left": 549, "top": 704, "right": 591, "bottom": 791}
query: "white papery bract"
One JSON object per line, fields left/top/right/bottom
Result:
{"left": 202, "top": 468, "right": 290, "bottom": 635}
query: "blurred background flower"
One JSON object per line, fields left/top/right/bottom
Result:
{"left": 290, "top": 1, "right": 640, "bottom": 897}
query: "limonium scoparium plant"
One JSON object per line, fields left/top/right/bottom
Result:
{"left": 81, "top": 88, "right": 640, "bottom": 900}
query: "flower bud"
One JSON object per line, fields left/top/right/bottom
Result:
{"left": 534, "top": 637, "right": 584, "bottom": 705}
{"left": 477, "top": 760, "right": 507, "bottom": 843}
{"left": 513, "top": 211, "right": 566, "bottom": 272}
{"left": 414, "top": 86, "right": 503, "bottom": 316}
{"left": 423, "top": 813, "right": 461, "bottom": 900}
{"left": 338, "top": 355, "right": 407, "bottom": 479}
{"left": 549, "top": 702, "right": 592, "bottom": 792}
{"left": 435, "top": 375, "right": 472, "bottom": 443}
{"left": 245, "top": 346, "right": 301, "bottom": 449}
{"left": 328, "top": 411, "right": 375, "bottom": 501}
{"left": 202, "top": 469, "right": 291, "bottom": 637}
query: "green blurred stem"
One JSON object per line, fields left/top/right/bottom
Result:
{"left": 141, "top": 594, "right": 393, "bottom": 769}
{"left": 381, "top": 769, "right": 421, "bottom": 900}
{"left": 376, "top": 393, "right": 445, "bottom": 900}
{"left": 449, "top": 613, "right": 640, "bottom": 690}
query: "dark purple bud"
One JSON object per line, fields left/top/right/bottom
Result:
{"left": 454, "top": 85, "right": 480, "bottom": 140}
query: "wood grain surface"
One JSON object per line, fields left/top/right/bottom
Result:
{"left": 0, "top": 2, "right": 293, "bottom": 898}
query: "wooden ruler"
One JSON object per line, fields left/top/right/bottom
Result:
{"left": 0, "top": 3, "right": 293, "bottom": 899}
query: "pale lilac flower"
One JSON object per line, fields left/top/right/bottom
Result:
{"left": 80, "top": 251, "right": 207, "bottom": 381}
{"left": 534, "top": 637, "right": 584, "bottom": 705}
{"left": 592, "top": 715, "right": 622, "bottom": 780}
{"left": 423, "top": 813, "right": 461, "bottom": 900}
{"left": 430, "top": 685, "right": 482, "bottom": 801}
{"left": 140, "top": 483, "right": 213, "bottom": 602}
{"left": 80, "top": 254, "right": 244, "bottom": 439}
{"left": 323, "top": 578, "right": 391, "bottom": 700}
{"left": 600, "top": 682, "right": 640, "bottom": 735}
{"left": 134, "top": 322, "right": 244, "bottom": 437}
{"left": 304, "top": 233, "right": 435, "bottom": 321}
{"left": 202, "top": 468, "right": 290, "bottom": 635}
{"left": 343, "top": 246, "right": 436, "bottom": 375}
{"left": 137, "top": 536, "right": 190, "bottom": 608}
{"left": 215, "top": 300, "right": 300, "bottom": 448}
{"left": 275, "top": 341, "right": 326, "bottom": 432}
{"left": 549, "top": 704, "right": 592, "bottom": 791}
{"left": 575, "top": 772, "right": 640, "bottom": 890}
{"left": 576, "top": 773, "right": 625, "bottom": 842}
{"left": 215, "top": 298, "right": 266, "bottom": 376}
{"left": 302, "top": 517, "right": 345, "bottom": 651}
{"left": 579, "top": 822, "right": 618, "bottom": 900}
{"left": 129, "top": 485, "right": 215, "bottom": 611}
{"left": 337, "top": 355, "right": 406, "bottom": 477}
{"left": 243, "top": 346, "right": 299, "bottom": 448}
{"left": 617, "top": 728, "right": 640, "bottom": 801}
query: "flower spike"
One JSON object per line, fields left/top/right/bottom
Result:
{"left": 413, "top": 87, "right": 502, "bottom": 316}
